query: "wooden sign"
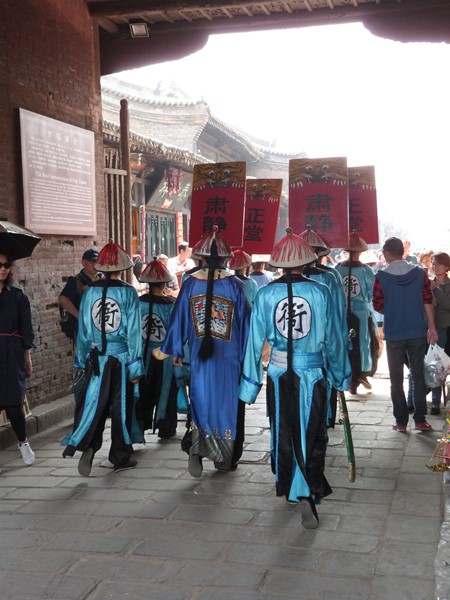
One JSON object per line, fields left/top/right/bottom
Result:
{"left": 289, "top": 157, "right": 348, "bottom": 248}
{"left": 189, "top": 162, "right": 246, "bottom": 247}
{"left": 241, "top": 179, "right": 282, "bottom": 254}
{"left": 348, "top": 166, "right": 379, "bottom": 244}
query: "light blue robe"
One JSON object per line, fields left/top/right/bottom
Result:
{"left": 335, "top": 262, "right": 376, "bottom": 373}
{"left": 63, "top": 280, "right": 144, "bottom": 450}
{"left": 239, "top": 275, "right": 351, "bottom": 502}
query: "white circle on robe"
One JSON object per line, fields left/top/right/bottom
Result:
{"left": 92, "top": 297, "right": 122, "bottom": 333}
{"left": 275, "top": 296, "right": 312, "bottom": 340}
{"left": 343, "top": 274, "right": 361, "bottom": 298}
{"left": 141, "top": 313, "right": 166, "bottom": 343}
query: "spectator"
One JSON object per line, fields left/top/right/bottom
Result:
{"left": 418, "top": 250, "right": 435, "bottom": 279}
{"left": 372, "top": 237, "right": 438, "bottom": 432}
{"left": 0, "top": 251, "right": 35, "bottom": 466}
{"left": 131, "top": 254, "right": 147, "bottom": 296}
{"left": 403, "top": 240, "right": 418, "bottom": 265}
{"left": 157, "top": 254, "right": 180, "bottom": 297}
{"left": 169, "top": 242, "right": 195, "bottom": 287}
{"left": 429, "top": 252, "right": 450, "bottom": 414}
{"left": 58, "top": 248, "right": 101, "bottom": 343}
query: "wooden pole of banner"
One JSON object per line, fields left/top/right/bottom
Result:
{"left": 120, "top": 99, "right": 132, "bottom": 284}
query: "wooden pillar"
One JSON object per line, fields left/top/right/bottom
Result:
{"left": 120, "top": 99, "right": 132, "bottom": 283}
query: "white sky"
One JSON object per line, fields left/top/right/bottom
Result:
{"left": 117, "top": 22, "right": 450, "bottom": 250}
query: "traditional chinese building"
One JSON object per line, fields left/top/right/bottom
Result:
{"left": 101, "top": 76, "right": 302, "bottom": 259}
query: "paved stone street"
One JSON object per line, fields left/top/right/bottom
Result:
{"left": 0, "top": 364, "right": 448, "bottom": 600}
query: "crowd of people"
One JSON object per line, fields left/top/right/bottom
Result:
{"left": 2, "top": 230, "right": 449, "bottom": 530}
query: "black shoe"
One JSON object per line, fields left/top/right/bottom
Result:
{"left": 78, "top": 448, "right": 94, "bottom": 477}
{"left": 430, "top": 406, "right": 441, "bottom": 415}
{"left": 407, "top": 403, "right": 415, "bottom": 414}
{"left": 113, "top": 458, "right": 137, "bottom": 473}
{"left": 188, "top": 451, "right": 203, "bottom": 478}
{"left": 158, "top": 429, "right": 176, "bottom": 439}
{"left": 349, "top": 383, "right": 358, "bottom": 395}
{"left": 299, "top": 497, "right": 319, "bottom": 529}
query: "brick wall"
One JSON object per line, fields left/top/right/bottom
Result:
{"left": 0, "top": 0, "right": 107, "bottom": 405}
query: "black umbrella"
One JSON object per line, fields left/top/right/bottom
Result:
{"left": 0, "top": 221, "right": 42, "bottom": 260}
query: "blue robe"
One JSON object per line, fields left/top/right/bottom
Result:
{"left": 160, "top": 270, "right": 251, "bottom": 467}
{"left": 335, "top": 261, "right": 376, "bottom": 373}
{"left": 239, "top": 274, "right": 351, "bottom": 503}
{"left": 62, "top": 280, "right": 144, "bottom": 459}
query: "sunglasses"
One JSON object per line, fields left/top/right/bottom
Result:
{"left": 0, "top": 262, "right": 11, "bottom": 269}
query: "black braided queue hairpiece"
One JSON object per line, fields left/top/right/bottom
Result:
{"left": 198, "top": 239, "right": 220, "bottom": 360}
{"left": 143, "top": 284, "right": 154, "bottom": 365}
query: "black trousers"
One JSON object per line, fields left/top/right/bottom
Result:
{"left": 1, "top": 405, "right": 26, "bottom": 442}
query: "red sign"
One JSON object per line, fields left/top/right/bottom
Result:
{"left": 289, "top": 157, "right": 349, "bottom": 248}
{"left": 241, "top": 179, "right": 282, "bottom": 254}
{"left": 348, "top": 166, "right": 379, "bottom": 244}
{"left": 189, "top": 162, "right": 246, "bottom": 248}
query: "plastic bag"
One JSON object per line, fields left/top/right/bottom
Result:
{"left": 424, "top": 344, "right": 450, "bottom": 388}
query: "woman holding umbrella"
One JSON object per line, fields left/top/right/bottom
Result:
{"left": 0, "top": 251, "right": 35, "bottom": 466}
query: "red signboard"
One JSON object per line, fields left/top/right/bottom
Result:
{"left": 189, "top": 162, "right": 246, "bottom": 248}
{"left": 288, "top": 157, "right": 349, "bottom": 248}
{"left": 241, "top": 179, "right": 282, "bottom": 254}
{"left": 348, "top": 166, "right": 379, "bottom": 244}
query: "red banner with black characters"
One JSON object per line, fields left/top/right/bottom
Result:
{"left": 288, "top": 157, "right": 349, "bottom": 248}
{"left": 189, "top": 162, "right": 246, "bottom": 248}
{"left": 240, "top": 178, "right": 282, "bottom": 254}
{"left": 348, "top": 166, "right": 379, "bottom": 244}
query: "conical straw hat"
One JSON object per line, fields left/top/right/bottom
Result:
{"left": 139, "top": 258, "right": 173, "bottom": 284}
{"left": 269, "top": 228, "right": 317, "bottom": 268}
{"left": 95, "top": 241, "right": 134, "bottom": 272}
{"left": 344, "top": 232, "right": 368, "bottom": 253}
{"left": 299, "top": 225, "right": 328, "bottom": 252}
{"left": 229, "top": 250, "right": 252, "bottom": 271}
{"left": 192, "top": 226, "right": 233, "bottom": 258}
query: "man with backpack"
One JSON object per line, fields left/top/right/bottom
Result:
{"left": 58, "top": 249, "right": 101, "bottom": 343}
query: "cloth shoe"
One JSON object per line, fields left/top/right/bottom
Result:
{"left": 349, "top": 382, "right": 358, "bottom": 395}
{"left": 407, "top": 403, "right": 415, "bottom": 414}
{"left": 430, "top": 406, "right": 441, "bottom": 415}
{"left": 78, "top": 448, "right": 94, "bottom": 476}
{"left": 392, "top": 422, "right": 407, "bottom": 432}
{"left": 18, "top": 441, "right": 35, "bottom": 465}
{"left": 188, "top": 450, "right": 203, "bottom": 478}
{"left": 414, "top": 421, "right": 432, "bottom": 431}
{"left": 299, "top": 497, "right": 319, "bottom": 529}
{"left": 358, "top": 376, "right": 372, "bottom": 390}
{"left": 114, "top": 458, "right": 137, "bottom": 472}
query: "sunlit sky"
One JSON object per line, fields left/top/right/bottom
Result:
{"left": 117, "top": 22, "right": 450, "bottom": 251}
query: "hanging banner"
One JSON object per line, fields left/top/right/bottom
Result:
{"left": 348, "top": 166, "right": 379, "bottom": 244}
{"left": 241, "top": 179, "right": 282, "bottom": 254}
{"left": 189, "top": 162, "right": 246, "bottom": 247}
{"left": 289, "top": 157, "right": 348, "bottom": 248}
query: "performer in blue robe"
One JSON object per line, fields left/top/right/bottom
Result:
{"left": 155, "top": 227, "right": 251, "bottom": 476}
{"left": 62, "top": 242, "right": 144, "bottom": 475}
{"left": 136, "top": 258, "right": 179, "bottom": 439}
{"left": 239, "top": 229, "right": 351, "bottom": 528}
{"left": 335, "top": 233, "right": 377, "bottom": 395}
{"left": 229, "top": 249, "right": 259, "bottom": 307}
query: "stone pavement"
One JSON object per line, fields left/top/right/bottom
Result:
{"left": 0, "top": 369, "right": 449, "bottom": 600}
